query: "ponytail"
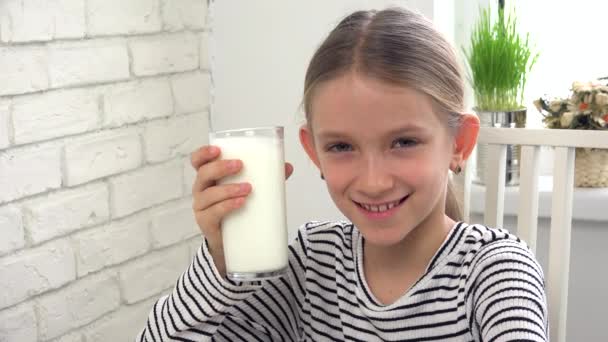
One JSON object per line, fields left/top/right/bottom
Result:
{"left": 445, "top": 178, "right": 463, "bottom": 221}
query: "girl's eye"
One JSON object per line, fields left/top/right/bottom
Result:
{"left": 392, "top": 137, "right": 417, "bottom": 148}
{"left": 327, "top": 142, "right": 353, "bottom": 152}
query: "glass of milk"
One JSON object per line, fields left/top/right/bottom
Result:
{"left": 209, "top": 126, "right": 288, "bottom": 281}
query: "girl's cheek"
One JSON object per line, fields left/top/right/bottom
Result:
{"left": 322, "top": 163, "right": 353, "bottom": 184}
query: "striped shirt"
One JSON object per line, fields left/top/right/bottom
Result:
{"left": 137, "top": 221, "right": 548, "bottom": 341}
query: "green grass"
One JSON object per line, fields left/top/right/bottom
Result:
{"left": 464, "top": 6, "right": 538, "bottom": 111}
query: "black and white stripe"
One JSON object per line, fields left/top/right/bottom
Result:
{"left": 137, "top": 221, "right": 548, "bottom": 341}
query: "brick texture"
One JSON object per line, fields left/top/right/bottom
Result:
{"left": 119, "top": 244, "right": 190, "bottom": 304}
{"left": 11, "top": 89, "right": 99, "bottom": 145}
{"left": 109, "top": 160, "right": 183, "bottom": 218}
{"left": 102, "top": 78, "right": 173, "bottom": 127}
{"left": 49, "top": 39, "right": 130, "bottom": 88}
{"left": 0, "top": 302, "right": 37, "bottom": 342}
{"left": 0, "top": 0, "right": 85, "bottom": 43}
{"left": 37, "top": 272, "right": 121, "bottom": 340}
{"left": 22, "top": 183, "right": 110, "bottom": 244}
{"left": 0, "top": 240, "right": 75, "bottom": 310}
{"left": 130, "top": 33, "right": 199, "bottom": 76}
{"left": 87, "top": 0, "right": 161, "bottom": 36}
{"left": 0, "top": 100, "right": 10, "bottom": 149}
{"left": 0, "top": 47, "right": 49, "bottom": 96}
{"left": 162, "top": 0, "right": 207, "bottom": 31}
{"left": 149, "top": 198, "right": 199, "bottom": 248}
{"left": 0, "top": 145, "right": 62, "bottom": 204}
{"left": 73, "top": 216, "right": 151, "bottom": 277}
{"left": 0, "top": 205, "right": 25, "bottom": 255}
{"left": 171, "top": 72, "right": 211, "bottom": 114}
{"left": 143, "top": 113, "right": 208, "bottom": 163}
{"left": 64, "top": 128, "right": 143, "bottom": 186}
{"left": 82, "top": 297, "right": 157, "bottom": 342}
{"left": 0, "top": 0, "right": 209, "bottom": 339}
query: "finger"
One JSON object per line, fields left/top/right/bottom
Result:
{"left": 285, "top": 162, "right": 294, "bottom": 179}
{"left": 192, "top": 159, "right": 243, "bottom": 194}
{"left": 190, "top": 145, "right": 220, "bottom": 170}
{"left": 196, "top": 196, "right": 247, "bottom": 235}
{"left": 193, "top": 183, "right": 252, "bottom": 211}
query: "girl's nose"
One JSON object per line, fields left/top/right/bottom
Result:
{"left": 357, "top": 157, "right": 394, "bottom": 197}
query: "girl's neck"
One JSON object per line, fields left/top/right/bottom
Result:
{"left": 363, "top": 214, "right": 456, "bottom": 304}
{"left": 366, "top": 215, "right": 454, "bottom": 266}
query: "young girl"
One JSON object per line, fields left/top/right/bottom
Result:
{"left": 138, "top": 7, "right": 548, "bottom": 342}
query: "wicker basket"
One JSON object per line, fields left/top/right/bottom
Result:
{"left": 574, "top": 148, "right": 608, "bottom": 187}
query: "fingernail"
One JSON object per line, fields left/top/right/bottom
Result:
{"left": 208, "top": 146, "right": 218, "bottom": 154}
{"left": 239, "top": 183, "right": 250, "bottom": 192}
{"left": 233, "top": 197, "right": 245, "bottom": 206}
{"left": 228, "top": 160, "right": 240, "bottom": 169}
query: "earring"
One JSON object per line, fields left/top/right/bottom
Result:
{"left": 320, "top": 173, "right": 325, "bottom": 180}
{"left": 453, "top": 165, "right": 462, "bottom": 175}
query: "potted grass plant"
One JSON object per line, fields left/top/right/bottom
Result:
{"left": 463, "top": 2, "right": 539, "bottom": 185}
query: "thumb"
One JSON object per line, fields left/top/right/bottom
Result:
{"left": 284, "top": 162, "right": 294, "bottom": 179}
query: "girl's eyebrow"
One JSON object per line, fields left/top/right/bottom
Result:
{"left": 316, "top": 131, "right": 349, "bottom": 140}
{"left": 317, "top": 124, "right": 429, "bottom": 140}
{"left": 384, "top": 124, "right": 430, "bottom": 136}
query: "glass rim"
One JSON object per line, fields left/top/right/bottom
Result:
{"left": 210, "top": 125, "right": 284, "bottom": 136}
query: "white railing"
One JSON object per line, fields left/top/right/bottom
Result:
{"left": 463, "top": 127, "right": 608, "bottom": 342}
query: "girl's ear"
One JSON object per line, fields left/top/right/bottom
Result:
{"left": 451, "top": 113, "right": 480, "bottom": 168}
{"left": 299, "top": 124, "right": 321, "bottom": 169}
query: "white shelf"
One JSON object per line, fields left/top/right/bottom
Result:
{"left": 470, "top": 176, "right": 608, "bottom": 222}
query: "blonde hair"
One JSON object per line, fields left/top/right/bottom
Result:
{"left": 303, "top": 7, "right": 464, "bottom": 221}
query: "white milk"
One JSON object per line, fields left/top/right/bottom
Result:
{"left": 210, "top": 130, "right": 288, "bottom": 279}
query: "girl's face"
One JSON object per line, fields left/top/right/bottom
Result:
{"left": 300, "top": 73, "right": 464, "bottom": 247}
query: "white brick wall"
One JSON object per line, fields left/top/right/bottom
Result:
{"left": 37, "top": 272, "right": 121, "bottom": 340}
{"left": 162, "top": 0, "right": 208, "bottom": 31}
{"left": 0, "top": 47, "right": 49, "bottom": 96}
{"left": 22, "top": 183, "right": 110, "bottom": 244}
{"left": 73, "top": 215, "right": 150, "bottom": 277}
{"left": 0, "top": 100, "right": 11, "bottom": 149}
{"left": 0, "top": 240, "right": 76, "bottom": 309}
{"left": 0, "top": 205, "right": 25, "bottom": 255}
{"left": 0, "top": 0, "right": 86, "bottom": 43}
{"left": 0, "top": 302, "right": 37, "bottom": 342}
{"left": 200, "top": 32, "right": 210, "bottom": 70}
{"left": 64, "top": 128, "right": 142, "bottom": 185}
{"left": 102, "top": 78, "right": 173, "bottom": 127}
{"left": 150, "top": 198, "right": 199, "bottom": 248}
{"left": 0, "top": 1, "right": 209, "bottom": 340}
{"left": 82, "top": 297, "right": 158, "bottom": 342}
{"left": 0, "top": 145, "right": 62, "bottom": 203}
{"left": 87, "top": 0, "right": 161, "bottom": 36}
{"left": 109, "top": 160, "right": 184, "bottom": 218}
{"left": 188, "top": 235, "right": 205, "bottom": 260}
{"left": 143, "top": 112, "right": 208, "bottom": 162}
{"left": 171, "top": 72, "right": 211, "bottom": 114}
{"left": 49, "top": 39, "right": 130, "bottom": 88}
{"left": 12, "top": 89, "right": 99, "bottom": 144}
{"left": 119, "top": 244, "right": 190, "bottom": 304}
{"left": 49, "top": 332, "right": 82, "bottom": 342}
{"left": 183, "top": 156, "right": 198, "bottom": 195}
{"left": 130, "top": 32, "right": 199, "bottom": 76}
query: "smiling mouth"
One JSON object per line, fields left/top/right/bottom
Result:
{"left": 354, "top": 196, "right": 409, "bottom": 213}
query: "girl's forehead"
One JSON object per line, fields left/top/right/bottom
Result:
{"left": 310, "top": 73, "right": 444, "bottom": 133}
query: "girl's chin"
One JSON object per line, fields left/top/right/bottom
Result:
{"left": 356, "top": 224, "right": 413, "bottom": 247}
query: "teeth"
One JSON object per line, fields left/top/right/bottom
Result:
{"left": 359, "top": 199, "right": 403, "bottom": 213}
